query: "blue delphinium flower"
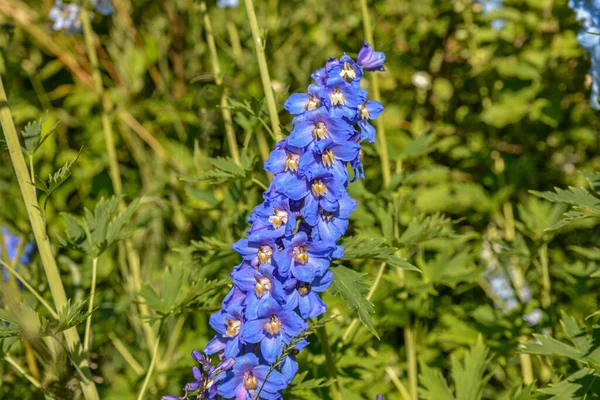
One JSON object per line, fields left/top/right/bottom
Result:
{"left": 165, "top": 43, "right": 385, "bottom": 400}
{"left": 479, "top": 0, "right": 506, "bottom": 30}
{"left": 1, "top": 227, "right": 35, "bottom": 282}
{"left": 162, "top": 351, "right": 235, "bottom": 400}
{"left": 569, "top": 0, "right": 600, "bottom": 109}
{"left": 217, "top": 0, "right": 239, "bottom": 8}
{"left": 48, "top": 1, "right": 84, "bottom": 34}
{"left": 92, "top": 0, "right": 114, "bottom": 16}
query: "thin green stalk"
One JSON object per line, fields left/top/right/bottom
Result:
{"left": 341, "top": 261, "right": 386, "bottom": 343}
{"left": 201, "top": 2, "right": 241, "bottom": 165}
{"left": 80, "top": 5, "right": 157, "bottom": 353}
{"left": 137, "top": 322, "right": 163, "bottom": 400}
{"left": 385, "top": 366, "right": 412, "bottom": 400}
{"left": 226, "top": 18, "right": 244, "bottom": 66}
{"left": 84, "top": 257, "right": 98, "bottom": 353}
{"left": 405, "top": 323, "right": 418, "bottom": 400}
{"left": 4, "top": 355, "right": 45, "bottom": 392}
{"left": 243, "top": 0, "right": 282, "bottom": 141}
{"left": 359, "top": 0, "right": 390, "bottom": 187}
{"left": 540, "top": 242, "right": 551, "bottom": 308}
{"left": 0, "top": 260, "right": 58, "bottom": 319}
{"left": 316, "top": 325, "right": 341, "bottom": 400}
{"left": 109, "top": 332, "right": 145, "bottom": 376}
{"left": 0, "top": 75, "right": 99, "bottom": 400}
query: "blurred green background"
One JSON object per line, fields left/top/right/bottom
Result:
{"left": 1, "top": 0, "right": 600, "bottom": 398}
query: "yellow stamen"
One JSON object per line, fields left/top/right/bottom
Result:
{"left": 268, "top": 208, "right": 289, "bottom": 229}
{"left": 330, "top": 87, "right": 345, "bottom": 106}
{"left": 257, "top": 245, "right": 273, "bottom": 265}
{"left": 225, "top": 318, "right": 241, "bottom": 338}
{"left": 322, "top": 149, "right": 336, "bottom": 167}
{"left": 293, "top": 246, "right": 309, "bottom": 265}
{"left": 311, "top": 179, "right": 328, "bottom": 197}
{"left": 255, "top": 277, "right": 272, "bottom": 298}
{"left": 263, "top": 314, "right": 282, "bottom": 335}
{"left": 244, "top": 371, "right": 259, "bottom": 390}
{"left": 312, "top": 122, "right": 328, "bottom": 140}
{"left": 358, "top": 102, "right": 370, "bottom": 119}
{"left": 306, "top": 95, "right": 321, "bottom": 110}
{"left": 340, "top": 62, "right": 357, "bottom": 82}
{"left": 285, "top": 152, "right": 300, "bottom": 172}
{"left": 298, "top": 283, "right": 311, "bottom": 296}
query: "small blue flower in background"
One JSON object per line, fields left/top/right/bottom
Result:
{"left": 164, "top": 42, "right": 385, "bottom": 399}
{"left": 217, "top": 0, "right": 239, "bottom": 8}
{"left": 479, "top": 0, "right": 506, "bottom": 31}
{"left": 48, "top": 1, "right": 84, "bottom": 34}
{"left": 569, "top": 0, "right": 600, "bottom": 109}
{"left": 92, "top": 0, "right": 115, "bottom": 16}
{"left": 1, "top": 227, "right": 35, "bottom": 282}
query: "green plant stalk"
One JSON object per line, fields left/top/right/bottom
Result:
{"left": 80, "top": 7, "right": 157, "bottom": 353}
{"left": 359, "top": 0, "right": 391, "bottom": 187}
{"left": 243, "top": 0, "right": 282, "bottom": 141}
{"left": 405, "top": 324, "right": 418, "bottom": 400}
{"left": 4, "top": 355, "right": 45, "bottom": 392}
{"left": 316, "top": 325, "right": 341, "bottom": 400}
{"left": 385, "top": 366, "right": 412, "bottom": 400}
{"left": 109, "top": 332, "right": 145, "bottom": 376}
{"left": 226, "top": 17, "right": 244, "bottom": 66}
{"left": 84, "top": 257, "right": 98, "bottom": 353}
{"left": 201, "top": 2, "right": 241, "bottom": 165}
{"left": 540, "top": 242, "right": 551, "bottom": 309}
{"left": 137, "top": 322, "right": 163, "bottom": 400}
{"left": 0, "top": 260, "right": 58, "bottom": 319}
{"left": 0, "top": 75, "right": 100, "bottom": 400}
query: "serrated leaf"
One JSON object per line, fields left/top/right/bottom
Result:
{"left": 340, "top": 236, "right": 419, "bottom": 271}
{"left": 419, "top": 362, "right": 455, "bottom": 400}
{"left": 54, "top": 299, "right": 90, "bottom": 334}
{"left": 530, "top": 187, "right": 600, "bottom": 208}
{"left": 452, "top": 336, "right": 491, "bottom": 400}
{"left": 35, "top": 150, "right": 81, "bottom": 210}
{"left": 0, "top": 326, "right": 21, "bottom": 338}
{"left": 60, "top": 196, "right": 140, "bottom": 257}
{"left": 583, "top": 172, "right": 600, "bottom": 193}
{"left": 21, "top": 115, "right": 58, "bottom": 155}
{"left": 398, "top": 213, "right": 453, "bottom": 246}
{"left": 396, "top": 134, "right": 437, "bottom": 161}
{"left": 187, "top": 150, "right": 257, "bottom": 185}
{"left": 539, "top": 368, "right": 600, "bottom": 399}
{"left": 328, "top": 265, "right": 379, "bottom": 339}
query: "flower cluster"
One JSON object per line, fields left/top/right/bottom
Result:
{"left": 569, "top": 0, "right": 600, "bottom": 109}
{"left": 164, "top": 42, "right": 385, "bottom": 400}
{"left": 49, "top": 0, "right": 114, "bottom": 34}
{"left": 1, "top": 227, "right": 35, "bottom": 282}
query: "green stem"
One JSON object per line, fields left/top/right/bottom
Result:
{"left": 243, "top": 0, "right": 282, "bottom": 141}
{"left": 0, "top": 260, "right": 58, "bottom": 319}
{"left": 84, "top": 257, "right": 98, "bottom": 353}
{"left": 316, "top": 325, "right": 341, "bottom": 400}
{"left": 405, "top": 323, "right": 418, "bottom": 400}
{"left": 359, "top": 0, "right": 390, "bottom": 187}
{"left": 137, "top": 321, "right": 163, "bottom": 400}
{"left": 0, "top": 74, "right": 100, "bottom": 400}
{"left": 540, "top": 242, "right": 551, "bottom": 309}
{"left": 109, "top": 332, "right": 144, "bottom": 376}
{"left": 201, "top": 2, "right": 241, "bottom": 165}
{"left": 226, "top": 18, "right": 244, "bottom": 66}
{"left": 4, "top": 355, "right": 45, "bottom": 393}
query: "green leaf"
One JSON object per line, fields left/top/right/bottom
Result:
{"left": 396, "top": 134, "right": 437, "bottom": 161}
{"left": 21, "top": 116, "right": 57, "bottom": 155}
{"left": 328, "top": 265, "right": 379, "bottom": 339}
{"left": 539, "top": 368, "right": 600, "bottom": 399}
{"left": 530, "top": 187, "right": 600, "bottom": 208}
{"left": 0, "top": 326, "right": 21, "bottom": 338}
{"left": 34, "top": 150, "right": 81, "bottom": 210}
{"left": 583, "top": 172, "right": 600, "bottom": 193}
{"left": 340, "top": 236, "right": 419, "bottom": 271}
{"left": 60, "top": 196, "right": 140, "bottom": 257}
{"left": 53, "top": 299, "right": 91, "bottom": 334}
{"left": 419, "top": 362, "right": 455, "bottom": 400}
{"left": 187, "top": 150, "right": 257, "bottom": 184}
{"left": 452, "top": 336, "right": 491, "bottom": 400}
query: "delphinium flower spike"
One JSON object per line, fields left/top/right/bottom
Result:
{"left": 569, "top": 0, "right": 600, "bottom": 109}
{"left": 164, "top": 42, "right": 385, "bottom": 399}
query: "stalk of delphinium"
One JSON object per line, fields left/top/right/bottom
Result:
{"left": 0, "top": 75, "right": 100, "bottom": 399}
{"left": 164, "top": 43, "right": 385, "bottom": 399}
{"left": 569, "top": 0, "right": 600, "bottom": 109}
